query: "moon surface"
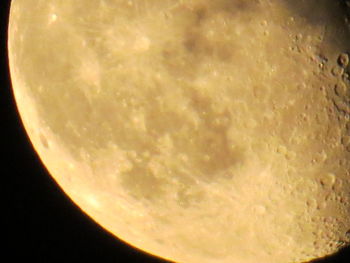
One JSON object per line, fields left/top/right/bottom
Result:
{"left": 8, "top": 0, "right": 350, "bottom": 262}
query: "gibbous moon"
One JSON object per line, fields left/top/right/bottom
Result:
{"left": 8, "top": 0, "right": 350, "bottom": 262}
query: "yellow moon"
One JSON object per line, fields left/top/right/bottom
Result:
{"left": 8, "top": 0, "right": 350, "bottom": 262}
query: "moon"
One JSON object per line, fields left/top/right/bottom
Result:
{"left": 7, "top": 0, "right": 350, "bottom": 262}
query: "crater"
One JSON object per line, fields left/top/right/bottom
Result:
{"left": 39, "top": 133, "right": 49, "bottom": 148}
